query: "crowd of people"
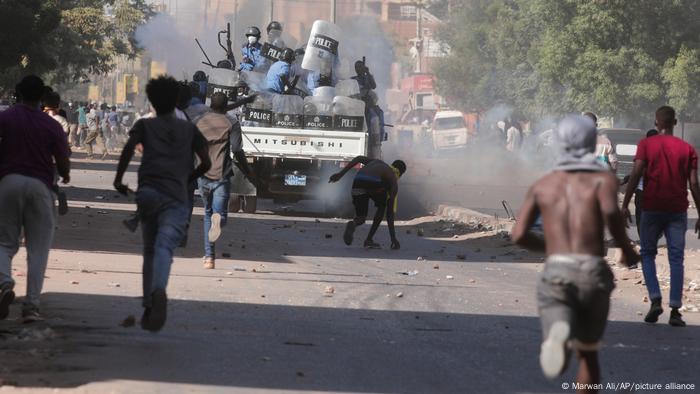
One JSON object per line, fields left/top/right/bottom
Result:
{"left": 0, "top": 73, "right": 403, "bottom": 333}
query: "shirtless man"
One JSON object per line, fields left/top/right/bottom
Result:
{"left": 329, "top": 156, "right": 406, "bottom": 250}
{"left": 511, "top": 115, "right": 639, "bottom": 392}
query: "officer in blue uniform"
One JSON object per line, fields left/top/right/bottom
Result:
{"left": 265, "top": 48, "right": 296, "bottom": 94}
{"left": 239, "top": 26, "right": 263, "bottom": 71}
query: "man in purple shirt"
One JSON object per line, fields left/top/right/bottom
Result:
{"left": 0, "top": 75, "right": 71, "bottom": 322}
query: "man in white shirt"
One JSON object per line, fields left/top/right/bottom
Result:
{"left": 506, "top": 121, "right": 523, "bottom": 152}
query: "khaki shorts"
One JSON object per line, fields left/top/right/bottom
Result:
{"left": 537, "top": 254, "right": 615, "bottom": 351}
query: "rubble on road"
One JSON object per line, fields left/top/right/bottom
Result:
{"left": 17, "top": 328, "right": 56, "bottom": 341}
{"left": 120, "top": 315, "right": 135, "bottom": 328}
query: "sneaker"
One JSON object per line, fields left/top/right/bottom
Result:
{"left": 208, "top": 213, "right": 222, "bottom": 243}
{"left": 0, "top": 288, "right": 15, "bottom": 320}
{"left": 123, "top": 215, "right": 139, "bottom": 233}
{"left": 343, "top": 221, "right": 356, "bottom": 246}
{"left": 669, "top": 308, "right": 686, "bottom": 327}
{"left": 203, "top": 257, "right": 215, "bottom": 270}
{"left": 363, "top": 239, "right": 381, "bottom": 249}
{"left": 644, "top": 299, "right": 663, "bottom": 323}
{"left": 22, "top": 308, "right": 44, "bottom": 324}
{"left": 58, "top": 191, "right": 69, "bottom": 216}
{"left": 540, "top": 321, "right": 571, "bottom": 379}
{"left": 142, "top": 289, "right": 167, "bottom": 332}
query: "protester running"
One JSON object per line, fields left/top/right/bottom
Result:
{"left": 114, "top": 76, "right": 210, "bottom": 332}
{"left": 0, "top": 75, "right": 71, "bottom": 322}
{"left": 512, "top": 115, "right": 639, "bottom": 392}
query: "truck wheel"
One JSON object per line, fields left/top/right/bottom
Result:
{"left": 243, "top": 196, "right": 257, "bottom": 213}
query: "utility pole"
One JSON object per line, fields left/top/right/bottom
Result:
{"left": 331, "top": 0, "right": 336, "bottom": 23}
{"left": 203, "top": 0, "right": 210, "bottom": 31}
{"left": 416, "top": 1, "right": 423, "bottom": 73}
{"left": 231, "top": 0, "right": 238, "bottom": 38}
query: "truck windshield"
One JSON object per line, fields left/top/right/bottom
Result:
{"left": 434, "top": 117, "right": 465, "bottom": 130}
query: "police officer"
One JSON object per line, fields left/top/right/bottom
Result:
{"left": 191, "top": 71, "right": 208, "bottom": 105}
{"left": 266, "top": 21, "right": 285, "bottom": 48}
{"left": 352, "top": 60, "right": 377, "bottom": 100}
{"left": 265, "top": 48, "right": 295, "bottom": 94}
{"left": 240, "top": 26, "right": 263, "bottom": 71}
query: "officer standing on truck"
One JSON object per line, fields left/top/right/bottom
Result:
{"left": 267, "top": 21, "right": 285, "bottom": 48}
{"left": 329, "top": 156, "right": 406, "bottom": 250}
{"left": 352, "top": 59, "right": 377, "bottom": 100}
{"left": 240, "top": 26, "right": 263, "bottom": 72}
{"left": 365, "top": 91, "right": 385, "bottom": 160}
{"left": 265, "top": 48, "right": 296, "bottom": 94}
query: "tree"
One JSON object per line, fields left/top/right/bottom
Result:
{"left": 663, "top": 46, "right": 700, "bottom": 120}
{"left": 0, "top": 0, "right": 152, "bottom": 96}
{"left": 434, "top": 0, "right": 700, "bottom": 122}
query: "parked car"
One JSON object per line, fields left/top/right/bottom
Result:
{"left": 600, "top": 128, "right": 643, "bottom": 180}
{"left": 431, "top": 110, "right": 469, "bottom": 151}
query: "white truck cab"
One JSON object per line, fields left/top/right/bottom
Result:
{"left": 431, "top": 110, "right": 468, "bottom": 150}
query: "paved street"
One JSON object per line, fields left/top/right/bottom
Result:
{"left": 1, "top": 152, "right": 699, "bottom": 393}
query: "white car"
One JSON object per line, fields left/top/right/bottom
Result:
{"left": 431, "top": 110, "right": 469, "bottom": 150}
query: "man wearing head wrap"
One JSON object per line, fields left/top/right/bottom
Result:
{"left": 511, "top": 115, "right": 639, "bottom": 387}
{"left": 622, "top": 106, "right": 700, "bottom": 328}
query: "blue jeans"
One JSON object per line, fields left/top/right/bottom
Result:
{"left": 198, "top": 178, "right": 231, "bottom": 258}
{"left": 639, "top": 211, "right": 686, "bottom": 308}
{"left": 136, "top": 187, "right": 188, "bottom": 307}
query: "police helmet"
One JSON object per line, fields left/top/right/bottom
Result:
{"left": 280, "top": 48, "right": 295, "bottom": 63}
{"left": 246, "top": 26, "right": 261, "bottom": 38}
{"left": 193, "top": 70, "right": 207, "bottom": 82}
{"left": 267, "top": 21, "right": 282, "bottom": 33}
{"left": 216, "top": 59, "right": 234, "bottom": 69}
{"left": 235, "top": 80, "right": 249, "bottom": 96}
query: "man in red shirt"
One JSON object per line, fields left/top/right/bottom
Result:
{"left": 622, "top": 106, "right": 700, "bottom": 327}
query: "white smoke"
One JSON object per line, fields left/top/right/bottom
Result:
{"left": 135, "top": 2, "right": 395, "bottom": 100}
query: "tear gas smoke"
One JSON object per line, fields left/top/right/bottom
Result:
{"left": 136, "top": 1, "right": 393, "bottom": 102}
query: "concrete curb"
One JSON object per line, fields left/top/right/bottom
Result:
{"left": 435, "top": 204, "right": 514, "bottom": 231}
